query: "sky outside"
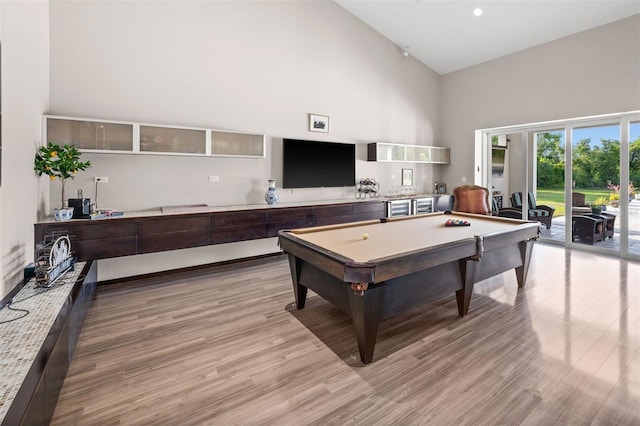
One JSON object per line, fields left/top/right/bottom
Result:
{"left": 547, "top": 122, "right": 640, "bottom": 146}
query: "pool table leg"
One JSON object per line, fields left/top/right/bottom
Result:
{"left": 348, "top": 284, "right": 384, "bottom": 364}
{"left": 287, "top": 254, "right": 308, "bottom": 309}
{"left": 515, "top": 240, "right": 535, "bottom": 288}
{"left": 456, "top": 259, "right": 479, "bottom": 316}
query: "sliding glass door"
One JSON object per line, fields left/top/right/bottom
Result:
{"left": 534, "top": 130, "right": 565, "bottom": 243}
{"left": 479, "top": 111, "right": 640, "bottom": 260}
{"left": 570, "top": 123, "right": 620, "bottom": 253}
{"left": 628, "top": 121, "right": 640, "bottom": 256}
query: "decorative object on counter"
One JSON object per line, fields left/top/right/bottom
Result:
{"left": 53, "top": 207, "right": 74, "bottom": 222}
{"left": 436, "top": 183, "right": 447, "bottom": 194}
{"left": 308, "top": 113, "right": 329, "bottom": 133}
{"left": 34, "top": 142, "right": 91, "bottom": 209}
{"left": 265, "top": 179, "right": 279, "bottom": 205}
{"left": 90, "top": 209, "right": 124, "bottom": 220}
{"left": 356, "top": 178, "right": 380, "bottom": 199}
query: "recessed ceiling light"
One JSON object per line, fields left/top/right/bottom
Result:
{"left": 473, "top": 7, "right": 483, "bottom": 17}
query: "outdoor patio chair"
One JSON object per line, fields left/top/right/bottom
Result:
{"left": 510, "top": 192, "right": 555, "bottom": 229}
{"left": 572, "top": 192, "right": 587, "bottom": 207}
{"left": 598, "top": 212, "right": 616, "bottom": 239}
{"left": 572, "top": 215, "right": 604, "bottom": 244}
{"left": 571, "top": 192, "right": 591, "bottom": 215}
{"left": 491, "top": 198, "right": 524, "bottom": 219}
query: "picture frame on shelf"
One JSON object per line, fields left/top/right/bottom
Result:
{"left": 436, "top": 183, "right": 447, "bottom": 194}
{"left": 402, "top": 168, "right": 413, "bottom": 186}
{"left": 309, "top": 113, "right": 329, "bottom": 133}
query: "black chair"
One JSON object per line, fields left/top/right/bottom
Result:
{"left": 597, "top": 212, "right": 616, "bottom": 239}
{"left": 492, "top": 198, "right": 524, "bottom": 219}
{"left": 571, "top": 192, "right": 591, "bottom": 215}
{"left": 572, "top": 215, "right": 604, "bottom": 244}
{"left": 510, "top": 192, "right": 555, "bottom": 229}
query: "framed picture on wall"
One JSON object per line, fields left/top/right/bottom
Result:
{"left": 309, "top": 113, "right": 329, "bottom": 133}
{"left": 402, "top": 168, "right": 413, "bottom": 186}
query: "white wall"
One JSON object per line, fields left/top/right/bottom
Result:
{"left": 49, "top": 1, "right": 441, "bottom": 212}
{"left": 440, "top": 15, "right": 640, "bottom": 189}
{"left": 0, "top": 0, "right": 50, "bottom": 298}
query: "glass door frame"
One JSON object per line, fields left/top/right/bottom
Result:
{"left": 475, "top": 110, "right": 640, "bottom": 260}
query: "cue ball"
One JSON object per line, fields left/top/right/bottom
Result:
{"left": 362, "top": 233, "right": 369, "bottom": 240}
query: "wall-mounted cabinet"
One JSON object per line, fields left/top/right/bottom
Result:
{"left": 429, "top": 146, "right": 450, "bottom": 164}
{"left": 211, "top": 131, "right": 264, "bottom": 157}
{"left": 46, "top": 118, "right": 134, "bottom": 152}
{"left": 140, "top": 125, "right": 207, "bottom": 155}
{"left": 43, "top": 115, "right": 265, "bottom": 158}
{"left": 367, "top": 142, "right": 449, "bottom": 164}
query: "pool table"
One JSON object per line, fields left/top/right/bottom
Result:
{"left": 278, "top": 211, "right": 541, "bottom": 364}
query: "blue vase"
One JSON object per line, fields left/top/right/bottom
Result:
{"left": 265, "top": 179, "right": 278, "bottom": 205}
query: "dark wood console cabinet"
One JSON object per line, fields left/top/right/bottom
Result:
{"left": 34, "top": 201, "right": 386, "bottom": 262}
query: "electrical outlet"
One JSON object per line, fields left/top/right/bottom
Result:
{"left": 94, "top": 176, "right": 109, "bottom": 183}
{"left": 208, "top": 175, "right": 219, "bottom": 182}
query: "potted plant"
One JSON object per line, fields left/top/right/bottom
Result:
{"left": 34, "top": 143, "right": 91, "bottom": 209}
{"left": 590, "top": 196, "right": 608, "bottom": 215}
{"left": 609, "top": 192, "right": 620, "bottom": 207}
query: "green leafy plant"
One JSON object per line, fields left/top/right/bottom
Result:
{"left": 34, "top": 143, "right": 91, "bottom": 208}
{"left": 591, "top": 196, "right": 608, "bottom": 207}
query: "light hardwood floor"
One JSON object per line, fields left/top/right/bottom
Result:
{"left": 52, "top": 244, "right": 640, "bottom": 425}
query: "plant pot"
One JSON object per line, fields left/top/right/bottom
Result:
{"left": 591, "top": 206, "right": 602, "bottom": 215}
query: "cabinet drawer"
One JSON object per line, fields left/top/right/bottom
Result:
{"left": 314, "top": 205, "right": 353, "bottom": 218}
{"left": 211, "top": 211, "right": 266, "bottom": 226}
{"left": 138, "top": 231, "right": 210, "bottom": 254}
{"left": 314, "top": 215, "right": 354, "bottom": 227}
{"left": 138, "top": 216, "right": 209, "bottom": 235}
{"left": 353, "top": 202, "right": 385, "bottom": 215}
{"left": 266, "top": 207, "right": 313, "bottom": 223}
{"left": 73, "top": 236, "right": 137, "bottom": 261}
{"left": 211, "top": 224, "right": 267, "bottom": 244}
{"left": 266, "top": 207, "right": 314, "bottom": 237}
{"left": 38, "top": 221, "right": 137, "bottom": 241}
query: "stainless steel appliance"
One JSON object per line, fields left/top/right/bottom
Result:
{"left": 386, "top": 197, "right": 434, "bottom": 217}
{"left": 386, "top": 199, "right": 412, "bottom": 217}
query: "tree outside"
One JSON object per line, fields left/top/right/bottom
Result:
{"left": 535, "top": 132, "right": 640, "bottom": 216}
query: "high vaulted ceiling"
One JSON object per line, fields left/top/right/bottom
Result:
{"left": 335, "top": 0, "right": 640, "bottom": 75}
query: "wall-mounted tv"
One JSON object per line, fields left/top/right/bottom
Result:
{"left": 282, "top": 138, "right": 356, "bottom": 189}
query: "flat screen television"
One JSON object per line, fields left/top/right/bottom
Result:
{"left": 282, "top": 138, "right": 356, "bottom": 188}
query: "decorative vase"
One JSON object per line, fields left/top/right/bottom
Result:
{"left": 265, "top": 179, "right": 278, "bottom": 205}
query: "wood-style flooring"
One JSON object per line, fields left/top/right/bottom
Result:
{"left": 51, "top": 244, "right": 640, "bottom": 425}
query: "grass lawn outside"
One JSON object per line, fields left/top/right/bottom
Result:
{"left": 536, "top": 188, "right": 610, "bottom": 217}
